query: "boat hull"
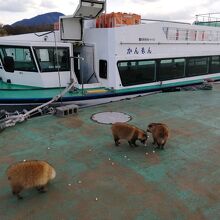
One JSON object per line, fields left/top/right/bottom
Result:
{"left": 0, "top": 78, "right": 216, "bottom": 112}
{"left": 0, "top": 90, "right": 160, "bottom": 112}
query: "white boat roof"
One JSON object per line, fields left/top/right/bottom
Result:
{"left": 0, "top": 31, "right": 68, "bottom": 47}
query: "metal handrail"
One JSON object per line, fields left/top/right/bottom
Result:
{"left": 195, "top": 13, "right": 220, "bottom": 23}
{"left": 141, "top": 18, "right": 190, "bottom": 25}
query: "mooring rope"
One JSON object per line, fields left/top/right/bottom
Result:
{"left": 0, "top": 81, "right": 76, "bottom": 131}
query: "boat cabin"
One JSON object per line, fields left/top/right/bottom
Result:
{"left": 0, "top": 38, "right": 73, "bottom": 88}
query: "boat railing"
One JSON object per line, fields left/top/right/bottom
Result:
{"left": 141, "top": 18, "right": 190, "bottom": 25}
{"left": 163, "top": 27, "right": 220, "bottom": 41}
{"left": 141, "top": 16, "right": 220, "bottom": 42}
{"left": 195, "top": 13, "right": 220, "bottom": 27}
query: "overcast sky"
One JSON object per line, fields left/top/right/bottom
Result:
{"left": 0, "top": 0, "right": 219, "bottom": 25}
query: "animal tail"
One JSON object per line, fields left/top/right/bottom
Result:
{"left": 51, "top": 167, "right": 56, "bottom": 180}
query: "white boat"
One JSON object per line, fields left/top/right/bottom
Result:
{"left": 0, "top": 0, "right": 219, "bottom": 111}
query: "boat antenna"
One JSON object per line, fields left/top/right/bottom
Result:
{"left": 53, "top": 31, "right": 63, "bottom": 106}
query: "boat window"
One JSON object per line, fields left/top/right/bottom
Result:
{"left": 0, "top": 46, "right": 37, "bottom": 72}
{"left": 210, "top": 56, "right": 220, "bottom": 74}
{"left": 99, "top": 60, "right": 107, "bottom": 79}
{"left": 187, "top": 57, "right": 208, "bottom": 76}
{"left": 117, "top": 60, "right": 156, "bottom": 86}
{"left": 34, "top": 47, "right": 70, "bottom": 72}
{"left": 158, "top": 58, "right": 185, "bottom": 81}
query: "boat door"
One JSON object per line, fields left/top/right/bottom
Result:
{"left": 60, "top": 0, "right": 106, "bottom": 42}
{"left": 74, "top": 45, "right": 98, "bottom": 84}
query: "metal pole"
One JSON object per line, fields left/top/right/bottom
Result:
{"left": 70, "top": 55, "right": 84, "bottom": 95}
{"left": 81, "top": 64, "right": 84, "bottom": 95}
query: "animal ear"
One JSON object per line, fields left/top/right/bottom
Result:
{"left": 148, "top": 123, "right": 153, "bottom": 127}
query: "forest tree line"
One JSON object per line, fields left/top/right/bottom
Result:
{"left": 0, "top": 24, "right": 54, "bottom": 36}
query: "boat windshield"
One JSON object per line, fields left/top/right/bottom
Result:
{"left": 34, "top": 47, "right": 70, "bottom": 72}
{"left": 0, "top": 46, "right": 37, "bottom": 72}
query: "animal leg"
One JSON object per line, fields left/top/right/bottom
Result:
{"left": 114, "top": 136, "right": 120, "bottom": 146}
{"left": 128, "top": 141, "right": 133, "bottom": 147}
{"left": 158, "top": 139, "right": 166, "bottom": 149}
{"left": 36, "top": 185, "right": 47, "bottom": 193}
{"left": 115, "top": 139, "right": 120, "bottom": 146}
{"left": 152, "top": 138, "right": 156, "bottom": 145}
{"left": 160, "top": 143, "right": 165, "bottom": 150}
{"left": 12, "top": 185, "right": 23, "bottom": 200}
{"left": 128, "top": 139, "right": 138, "bottom": 147}
{"left": 132, "top": 139, "right": 138, "bottom": 147}
{"left": 156, "top": 141, "right": 161, "bottom": 149}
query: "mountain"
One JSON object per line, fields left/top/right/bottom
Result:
{"left": 12, "top": 12, "right": 64, "bottom": 27}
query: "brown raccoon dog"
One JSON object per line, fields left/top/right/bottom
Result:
{"left": 147, "top": 123, "right": 169, "bottom": 149}
{"left": 111, "top": 122, "right": 148, "bottom": 147}
{"left": 6, "top": 160, "right": 56, "bottom": 200}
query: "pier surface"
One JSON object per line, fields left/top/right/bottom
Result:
{"left": 0, "top": 84, "right": 220, "bottom": 220}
